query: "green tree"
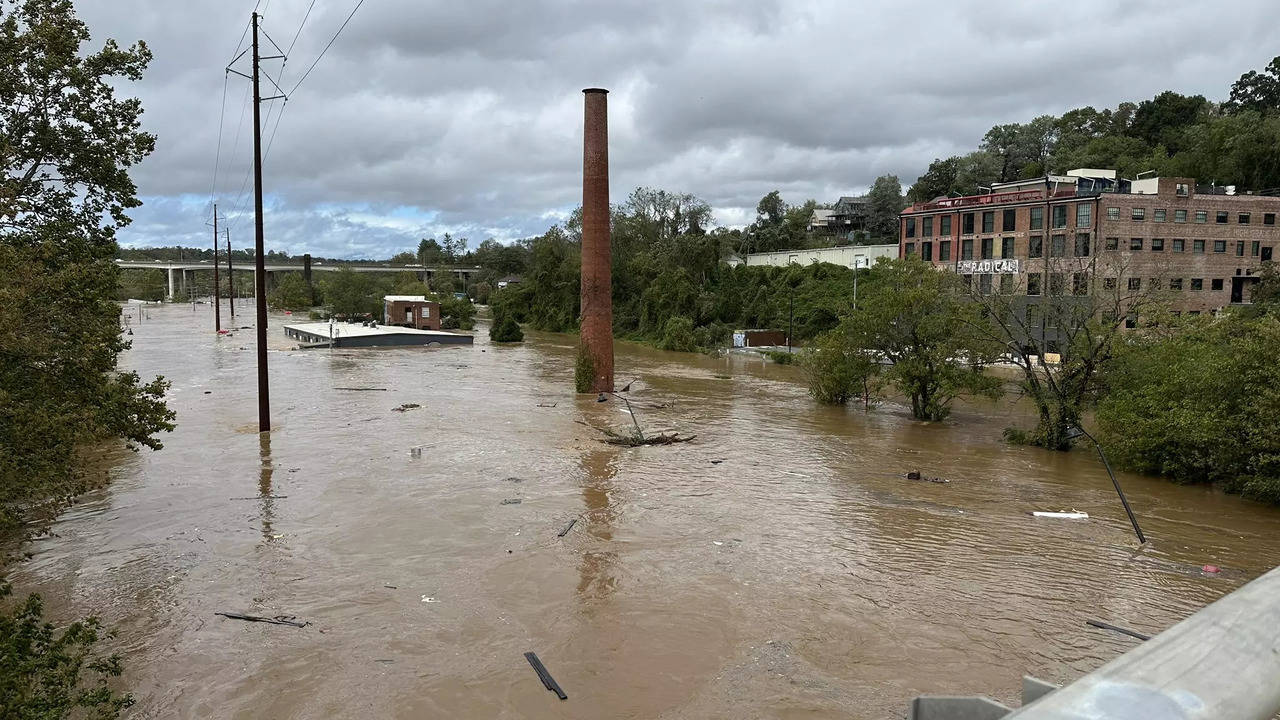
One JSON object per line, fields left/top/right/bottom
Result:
{"left": 1, "top": 0, "right": 174, "bottom": 531}
{"left": 865, "top": 175, "right": 905, "bottom": 241}
{"left": 1097, "top": 314, "right": 1280, "bottom": 504}
{"left": 845, "top": 257, "right": 1002, "bottom": 420}
{"left": 1225, "top": 56, "right": 1280, "bottom": 115}
{"left": 266, "top": 272, "right": 312, "bottom": 310}
{"left": 389, "top": 250, "right": 417, "bottom": 265}
{"left": 489, "top": 312, "right": 523, "bottom": 342}
{"left": 802, "top": 322, "right": 880, "bottom": 408}
{"left": 0, "top": 580, "right": 133, "bottom": 719}
{"left": 320, "top": 268, "right": 380, "bottom": 317}
{"left": 417, "top": 237, "right": 444, "bottom": 265}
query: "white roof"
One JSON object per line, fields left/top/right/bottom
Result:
{"left": 383, "top": 295, "right": 429, "bottom": 302}
{"left": 284, "top": 321, "right": 459, "bottom": 339}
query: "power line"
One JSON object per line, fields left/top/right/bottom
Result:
{"left": 288, "top": 0, "right": 365, "bottom": 95}
{"left": 285, "top": 0, "right": 317, "bottom": 58}
{"left": 208, "top": 72, "right": 229, "bottom": 217}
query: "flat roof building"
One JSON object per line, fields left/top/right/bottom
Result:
{"left": 383, "top": 295, "right": 440, "bottom": 331}
{"left": 283, "top": 321, "right": 472, "bottom": 348}
{"left": 899, "top": 171, "right": 1280, "bottom": 329}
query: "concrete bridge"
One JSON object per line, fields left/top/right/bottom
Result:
{"left": 114, "top": 260, "right": 482, "bottom": 300}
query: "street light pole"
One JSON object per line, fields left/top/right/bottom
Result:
{"left": 1069, "top": 425, "right": 1146, "bottom": 544}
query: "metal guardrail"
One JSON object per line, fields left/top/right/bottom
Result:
{"left": 910, "top": 564, "right": 1280, "bottom": 719}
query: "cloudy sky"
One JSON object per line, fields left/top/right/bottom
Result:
{"left": 79, "top": 1, "right": 1276, "bottom": 258}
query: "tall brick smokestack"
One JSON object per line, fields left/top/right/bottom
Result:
{"left": 578, "top": 88, "right": 614, "bottom": 393}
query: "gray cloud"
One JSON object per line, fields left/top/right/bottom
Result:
{"left": 75, "top": 0, "right": 1278, "bottom": 257}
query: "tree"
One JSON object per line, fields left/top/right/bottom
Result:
{"left": 0, "top": 580, "right": 133, "bottom": 719}
{"left": 844, "top": 257, "right": 1002, "bottom": 421}
{"left": 865, "top": 175, "right": 905, "bottom": 240}
{"left": 389, "top": 250, "right": 417, "bottom": 265}
{"left": 489, "top": 312, "right": 523, "bottom": 342}
{"left": 320, "top": 268, "right": 380, "bottom": 317}
{"left": 755, "top": 190, "right": 786, "bottom": 226}
{"left": 907, "top": 157, "right": 959, "bottom": 203}
{"left": 417, "top": 237, "right": 444, "bottom": 265}
{"left": 1225, "top": 56, "right": 1280, "bottom": 115}
{"left": 1127, "top": 91, "right": 1209, "bottom": 153}
{"left": 267, "top": 272, "right": 312, "bottom": 310}
{"left": 969, "top": 251, "right": 1165, "bottom": 450}
{"left": 802, "top": 321, "right": 880, "bottom": 408}
{"left": 1, "top": 0, "right": 173, "bottom": 531}
{"left": 1096, "top": 314, "right": 1280, "bottom": 504}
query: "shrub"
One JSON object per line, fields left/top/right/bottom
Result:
{"left": 658, "top": 316, "right": 697, "bottom": 352}
{"left": 490, "top": 313, "right": 524, "bottom": 343}
{"left": 763, "top": 350, "right": 795, "bottom": 365}
{"left": 801, "top": 327, "right": 880, "bottom": 408}
{"left": 574, "top": 348, "right": 594, "bottom": 393}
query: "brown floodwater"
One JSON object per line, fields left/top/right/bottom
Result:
{"left": 7, "top": 301, "right": 1280, "bottom": 718}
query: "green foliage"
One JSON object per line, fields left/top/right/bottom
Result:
{"left": 865, "top": 175, "right": 905, "bottom": 240}
{"left": 0, "top": 580, "right": 133, "bottom": 719}
{"left": 574, "top": 348, "right": 593, "bottom": 393}
{"left": 1097, "top": 315, "right": 1280, "bottom": 504}
{"left": 489, "top": 313, "right": 524, "bottom": 343}
{"left": 762, "top": 350, "right": 795, "bottom": 365}
{"left": 471, "top": 281, "right": 493, "bottom": 305}
{"left": 801, "top": 326, "right": 880, "bottom": 407}
{"left": 114, "top": 268, "right": 165, "bottom": 301}
{"left": 844, "top": 257, "right": 1002, "bottom": 421}
{"left": 436, "top": 295, "right": 475, "bottom": 330}
{"left": 658, "top": 316, "right": 697, "bottom": 352}
{"left": 1, "top": 0, "right": 174, "bottom": 533}
{"left": 1225, "top": 55, "right": 1280, "bottom": 115}
{"left": 319, "top": 268, "right": 384, "bottom": 317}
{"left": 266, "top": 272, "right": 312, "bottom": 310}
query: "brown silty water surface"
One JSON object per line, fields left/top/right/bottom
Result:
{"left": 8, "top": 302, "right": 1280, "bottom": 718}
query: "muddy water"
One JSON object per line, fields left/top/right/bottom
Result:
{"left": 8, "top": 302, "right": 1280, "bottom": 718}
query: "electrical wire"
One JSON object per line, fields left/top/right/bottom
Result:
{"left": 288, "top": 0, "right": 365, "bottom": 95}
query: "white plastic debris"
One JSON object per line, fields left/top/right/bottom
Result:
{"left": 421, "top": 596, "right": 438, "bottom": 603}
{"left": 1032, "top": 511, "right": 1089, "bottom": 519}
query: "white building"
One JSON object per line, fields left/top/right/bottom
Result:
{"left": 736, "top": 243, "right": 899, "bottom": 270}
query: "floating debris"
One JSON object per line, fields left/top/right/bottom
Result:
{"left": 392, "top": 403, "right": 421, "bottom": 412}
{"left": 1032, "top": 510, "right": 1089, "bottom": 519}
{"left": 1086, "top": 619, "right": 1151, "bottom": 641}
{"left": 557, "top": 518, "right": 578, "bottom": 538}
{"left": 230, "top": 495, "right": 287, "bottom": 500}
{"left": 536, "top": 403, "right": 557, "bottom": 408}
{"left": 524, "top": 652, "right": 567, "bottom": 700}
{"left": 500, "top": 498, "right": 522, "bottom": 505}
{"left": 334, "top": 387, "right": 387, "bottom": 391}
{"left": 215, "top": 612, "right": 308, "bottom": 628}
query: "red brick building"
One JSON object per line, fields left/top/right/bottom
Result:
{"left": 899, "top": 170, "right": 1280, "bottom": 319}
{"left": 383, "top": 295, "right": 441, "bottom": 331}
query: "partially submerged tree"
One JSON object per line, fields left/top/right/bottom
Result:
{"left": 802, "top": 321, "right": 880, "bottom": 409}
{"left": 266, "top": 272, "right": 312, "bottom": 310}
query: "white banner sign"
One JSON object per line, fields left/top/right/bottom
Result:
{"left": 956, "top": 258, "right": 1020, "bottom": 274}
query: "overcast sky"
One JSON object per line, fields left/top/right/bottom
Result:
{"left": 79, "top": 0, "right": 1277, "bottom": 258}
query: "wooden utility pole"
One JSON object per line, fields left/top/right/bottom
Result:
{"left": 226, "top": 230, "right": 235, "bottom": 318}
{"left": 212, "top": 202, "right": 221, "bottom": 333}
{"left": 251, "top": 11, "right": 270, "bottom": 432}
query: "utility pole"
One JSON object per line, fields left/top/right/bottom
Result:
{"left": 212, "top": 202, "right": 221, "bottom": 333}
{"left": 787, "top": 289, "right": 794, "bottom": 354}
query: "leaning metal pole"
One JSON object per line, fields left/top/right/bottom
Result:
{"left": 577, "top": 88, "right": 614, "bottom": 393}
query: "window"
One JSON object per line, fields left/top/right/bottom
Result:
{"left": 1176, "top": 183, "right": 1190, "bottom": 197}
{"left": 1051, "top": 234, "right": 1066, "bottom": 257}
{"left": 1105, "top": 237, "right": 1119, "bottom": 251}
{"left": 923, "top": 217, "right": 933, "bottom": 237}
{"left": 981, "top": 237, "right": 993, "bottom": 259}
{"left": 1170, "top": 278, "right": 1183, "bottom": 291}
{"left": 1050, "top": 273, "right": 1066, "bottom": 296}
{"left": 1188, "top": 310, "right": 1201, "bottom": 316}
{"left": 1237, "top": 241, "right": 1245, "bottom": 257}
{"left": 1106, "top": 207, "right": 1120, "bottom": 221}
{"left": 1239, "top": 213, "right": 1251, "bottom": 225}
{"left": 906, "top": 218, "right": 916, "bottom": 238}
{"left": 1216, "top": 211, "right": 1228, "bottom": 224}
{"left": 962, "top": 238, "right": 974, "bottom": 260}
{"left": 1151, "top": 238, "right": 1164, "bottom": 252}
{"left": 999, "top": 274, "right": 1014, "bottom": 294}
{"left": 1175, "top": 209, "right": 1187, "bottom": 223}
{"left": 1193, "top": 239, "right": 1205, "bottom": 253}
{"left": 982, "top": 211, "right": 994, "bottom": 233}
{"left": 905, "top": 242, "right": 916, "bottom": 255}
{"left": 1266, "top": 247, "right": 1275, "bottom": 261}
{"left": 1003, "top": 208, "right": 1017, "bottom": 232}
{"left": 1212, "top": 278, "right": 1224, "bottom": 291}
{"left": 1173, "top": 238, "right": 1185, "bottom": 252}
{"left": 1253, "top": 241, "right": 1260, "bottom": 257}
{"left": 1053, "top": 205, "right": 1068, "bottom": 228}
{"left": 1214, "top": 240, "right": 1227, "bottom": 253}
{"left": 1077, "top": 203, "right": 1092, "bottom": 228}
{"left": 979, "top": 274, "right": 993, "bottom": 295}
{"left": 1001, "top": 237, "right": 1014, "bottom": 258}
{"left": 963, "top": 213, "right": 975, "bottom": 234}
{"left": 1195, "top": 210, "right": 1208, "bottom": 223}
{"left": 1266, "top": 213, "right": 1276, "bottom": 226}
{"left": 1103, "top": 277, "right": 1117, "bottom": 290}
{"left": 940, "top": 240, "right": 951, "bottom": 261}
{"left": 1026, "top": 303, "right": 1040, "bottom": 325}
{"left": 1027, "top": 273, "right": 1042, "bottom": 296}
{"left": 1130, "top": 237, "right": 1143, "bottom": 251}
{"left": 1191, "top": 278, "right": 1203, "bottom": 291}
{"left": 1075, "top": 233, "right": 1090, "bottom": 257}
{"left": 922, "top": 241, "right": 933, "bottom": 261}
{"left": 1029, "top": 235, "right": 1043, "bottom": 258}
{"left": 941, "top": 215, "right": 952, "bottom": 236}
{"left": 1030, "top": 207, "right": 1044, "bottom": 230}
{"left": 1149, "top": 278, "right": 1161, "bottom": 291}
{"left": 1153, "top": 209, "right": 1166, "bottom": 222}
{"left": 1125, "top": 314, "right": 1137, "bottom": 329}
{"left": 1073, "top": 272, "right": 1089, "bottom": 296}
{"left": 1128, "top": 277, "right": 1142, "bottom": 291}
{"left": 962, "top": 274, "right": 973, "bottom": 289}
{"left": 1132, "top": 207, "right": 1146, "bottom": 221}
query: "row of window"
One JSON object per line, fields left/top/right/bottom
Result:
{"left": 1019, "top": 273, "right": 1229, "bottom": 296}
{"left": 905, "top": 204, "right": 1091, "bottom": 238}
{"left": 907, "top": 206, "right": 1280, "bottom": 239}
{"left": 1108, "top": 207, "right": 1278, "bottom": 225}
{"left": 1107, "top": 237, "right": 1274, "bottom": 259}
{"left": 904, "top": 234, "right": 1092, "bottom": 261}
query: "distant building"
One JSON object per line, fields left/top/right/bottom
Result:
{"left": 383, "top": 295, "right": 440, "bottom": 330}
{"left": 808, "top": 208, "right": 835, "bottom": 233}
{"left": 898, "top": 169, "right": 1280, "bottom": 326}
{"left": 742, "top": 243, "right": 898, "bottom": 270}
{"left": 830, "top": 196, "right": 870, "bottom": 233}
{"left": 496, "top": 274, "right": 522, "bottom": 289}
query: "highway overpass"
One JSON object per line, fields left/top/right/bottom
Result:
{"left": 114, "top": 259, "right": 482, "bottom": 300}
